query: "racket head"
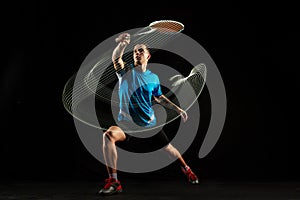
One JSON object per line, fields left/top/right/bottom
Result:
{"left": 149, "top": 20, "right": 184, "bottom": 34}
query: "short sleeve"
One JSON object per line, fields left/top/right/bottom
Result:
{"left": 115, "top": 63, "right": 133, "bottom": 78}
{"left": 116, "top": 68, "right": 125, "bottom": 78}
{"left": 153, "top": 76, "right": 162, "bottom": 97}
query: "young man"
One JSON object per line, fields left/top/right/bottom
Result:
{"left": 98, "top": 33, "right": 199, "bottom": 195}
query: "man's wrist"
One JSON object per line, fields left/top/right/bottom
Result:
{"left": 176, "top": 107, "right": 183, "bottom": 113}
{"left": 118, "top": 42, "right": 127, "bottom": 48}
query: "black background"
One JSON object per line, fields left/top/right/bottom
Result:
{"left": 1, "top": 1, "right": 299, "bottom": 182}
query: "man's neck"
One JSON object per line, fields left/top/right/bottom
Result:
{"left": 135, "top": 64, "right": 147, "bottom": 72}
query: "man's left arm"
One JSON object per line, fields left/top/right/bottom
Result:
{"left": 154, "top": 95, "right": 188, "bottom": 122}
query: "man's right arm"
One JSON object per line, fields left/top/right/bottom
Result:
{"left": 112, "top": 33, "right": 130, "bottom": 72}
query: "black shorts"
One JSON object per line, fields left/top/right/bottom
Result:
{"left": 117, "top": 128, "right": 170, "bottom": 153}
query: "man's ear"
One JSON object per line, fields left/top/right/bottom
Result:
{"left": 147, "top": 54, "right": 151, "bottom": 59}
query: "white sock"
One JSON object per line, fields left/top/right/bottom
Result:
{"left": 182, "top": 165, "right": 190, "bottom": 172}
{"left": 110, "top": 173, "right": 118, "bottom": 180}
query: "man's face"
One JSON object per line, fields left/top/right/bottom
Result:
{"left": 133, "top": 44, "right": 150, "bottom": 66}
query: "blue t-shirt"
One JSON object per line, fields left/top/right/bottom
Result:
{"left": 116, "top": 64, "right": 162, "bottom": 127}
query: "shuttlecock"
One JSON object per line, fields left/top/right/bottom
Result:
{"left": 169, "top": 63, "right": 206, "bottom": 87}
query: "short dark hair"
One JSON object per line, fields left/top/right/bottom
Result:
{"left": 134, "top": 43, "right": 150, "bottom": 53}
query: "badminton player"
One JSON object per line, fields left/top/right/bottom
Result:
{"left": 98, "top": 32, "right": 199, "bottom": 195}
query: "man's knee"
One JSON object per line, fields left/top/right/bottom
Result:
{"left": 103, "top": 130, "right": 113, "bottom": 143}
{"left": 103, "top": 126, "right": 126, "bottom": 142}
{"left": 165, "top": 143, "right": 174, "bottom": 150}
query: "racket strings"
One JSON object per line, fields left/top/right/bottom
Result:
{"left": 150, "top": 20, "right": 184, "bottom": 33}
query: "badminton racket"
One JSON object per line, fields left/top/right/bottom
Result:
{"left": 115, "top": 20, "right": 184, "bottom": 42}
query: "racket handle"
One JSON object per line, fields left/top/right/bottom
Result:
{"left": 133, "top": 28, "right": 156, "bottom": 37}
{"left": 115, "top": 28, "right": 156, "bottom": 43}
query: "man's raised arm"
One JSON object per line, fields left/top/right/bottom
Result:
{"left": 112, "top": 33, "right": 131, "bottom": 72}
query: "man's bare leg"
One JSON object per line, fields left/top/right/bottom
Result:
{"left": 99, "top": 126, "right": 126, "bottom": 195}
{"left": 164, "top": 143, "right": 199, "bottom": 184}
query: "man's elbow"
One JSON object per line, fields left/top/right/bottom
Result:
{"left": 154, "top": 96, "right": 162, "bottom": 103}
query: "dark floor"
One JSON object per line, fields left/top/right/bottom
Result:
{"left": 1, "top": 177, "right": 300, "bottom": 200}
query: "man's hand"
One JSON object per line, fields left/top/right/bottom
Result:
{"left": 115, "top": 33, "right": 131, "bottom": 44}
{"left": 178, "top": 108, "right": 188, "bottom": 122}
{"left": 112, "top": 33, "right": 131, "bottom": 71}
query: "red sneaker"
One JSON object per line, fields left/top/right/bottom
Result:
{"left": 98, "top": 178, "right": 123, "bottom": 195}
{"left": 181, "top": 167, "right": 199, "bottom": 184}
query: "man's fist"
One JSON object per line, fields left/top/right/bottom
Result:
{"left": 115, "top": 33, "right": 131, "bottom": 44}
